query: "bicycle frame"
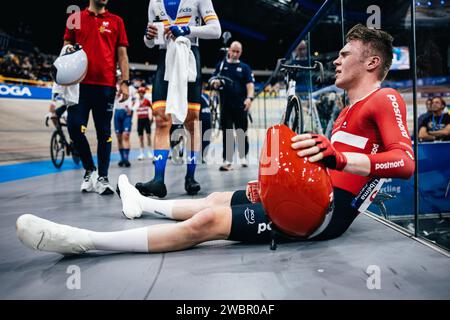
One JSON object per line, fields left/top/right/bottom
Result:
{"left": 46, "top": 113, "right": 72, "bottom": 155}
{"left": 275, "top": 59, "right": 325, "bottom": 134}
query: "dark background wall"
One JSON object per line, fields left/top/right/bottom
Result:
{"left": 1, "top": 0, "right": 449, "bottom": 74}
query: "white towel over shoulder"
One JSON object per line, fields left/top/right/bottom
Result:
{"left": 164, "top": 37, "right": 197, "bottom": 124}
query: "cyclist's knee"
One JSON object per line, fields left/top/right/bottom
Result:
{"left": 186, "top": 209, "right": 220, "bottom": 239}
{"left": 186, "top": 110, "right": 200, "bottom": 122}
{"left": 155, "top": 112, "right": 171, "bottom": 130}
{"left": 122, "top": 132, "right": 131, "bottom": 141}
{"left": 185, "top": 116, "right": 200, "bottom": 133}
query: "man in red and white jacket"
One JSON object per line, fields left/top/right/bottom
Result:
{"left": 63, "top": 0, "right": 130, "bottom": 195}
{"left": 135, "top": 87, "right": 154, "bottom": 160}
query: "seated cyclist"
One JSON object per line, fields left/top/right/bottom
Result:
{"left": 17, "top": 25, "right": 415, "bottom": 255}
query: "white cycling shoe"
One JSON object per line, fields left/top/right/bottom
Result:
{"left": 16, "top": 214, "right": 94, "bottom": 255}
{"left": 117, "top": 174, "right": 143, "bottom": 220}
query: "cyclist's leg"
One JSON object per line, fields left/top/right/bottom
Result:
{"left": 149, "top": 49, "right": 171, "bottom": 183}
{"left": 121, "top": 112, "right": 133, "bottom": 163}
{"left": 146, "top": 119, "right": 152, "bottom": 150}
{"left": 137, "top": 119, "right": 145, "bottom": 150}
{"left": 184, "top": 46, "right": 202, "bottom": 183}
{"left": 186, "top": 46, "right": 202, "bottom": 146}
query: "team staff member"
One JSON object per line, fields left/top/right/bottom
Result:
{"left": 114, "top": 75, "right": 137, "bottom": 168}
{"left": 210, "top": 41, "right": 255, "bottom": 171}
{"left": 136, "top": 87, "right": 154, "bottom": 160}
{"left": 17, "top": 25, "right": 415, "bottom": 255}
{"left": 64, "top": 0, "right": 130, "bottom": 195}
{"left": 135, "top": 0, "right": 221, "bottom": 198}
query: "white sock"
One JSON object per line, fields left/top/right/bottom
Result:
{"left": 140, "top": 148, "right": 144, "bottom": 154}
{"left": 139, "top": 197, "right": 175, "bottom": 219}
{"left": 88, "top": 227, "right": 149, "bottom": 253}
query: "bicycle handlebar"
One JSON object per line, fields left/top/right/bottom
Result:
{"left": 273, "top": 58, "right": 286, "bottom": 78}
{"left": 209, "top": 75, "right": 234, "bottom": 84}
{"left": 45, "top": 111, "right": 67, "bottom": 128}
{"left": 208, "top": 75, "right": 235, "bottom": 90}
{"left": 277, "top": 60, "right": 325, "bottom": 83}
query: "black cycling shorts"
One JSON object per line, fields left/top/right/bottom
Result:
{"left": 152, "top": 46, "right": 202, "bottom": 112}
{"left": 227, "top": 188, "right": 359, "bottom": 243}
{"left": 137, "top": 118, "right": 151, "bottom": 136}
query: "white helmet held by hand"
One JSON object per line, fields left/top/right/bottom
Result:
{"left": 52, "top": 44, "right": 88, "bottom": 86}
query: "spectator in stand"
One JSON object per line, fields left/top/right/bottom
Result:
{"left": 418, "top": 98, "right": 432, "bottom": 126}
{"left": 419, "top": 97, "right": 450, "bottom": 142}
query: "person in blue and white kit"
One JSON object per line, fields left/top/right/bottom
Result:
{"left": 114, "top": 73, "right": 137, "bottom": 168}
{"left": 136, "top": 0, "right": 221, "bottom": 198}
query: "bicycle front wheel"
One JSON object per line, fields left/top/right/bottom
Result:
{"left": 284, "top": 95, "right": 304, "bottom": 134}
{"left": 50, "top": 130, "right": 65, "bottom": 168}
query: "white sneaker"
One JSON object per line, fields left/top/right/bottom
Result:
{"left": 147, "top": 151, "right": 154, "bottom": 159}
{"left": 81, "top": 170, "right": 98, "bottom": 193}
{"left": 95, "top": 176, "right": 115, "bottom": 195}
{"left": 16, "top": 214, "right": 94, "bottom": 255}
{"left": 137, "top": 152, "right": 145, "bottom": 161}
{"left": 117, "top": 174, "right": 143, "bottom": 220}
{"left": 240, "top": 158, "right": 249, "bottom": 168}
{"left": 219, "top": 161, "right": 233, "bottom": 171}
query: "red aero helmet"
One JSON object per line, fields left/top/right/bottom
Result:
{"left": 258, "top": 124, "right": 334, "bottom": 238}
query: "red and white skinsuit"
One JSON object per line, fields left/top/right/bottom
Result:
{"left": 330, "top": 88, "right": 415, "bottom": 195}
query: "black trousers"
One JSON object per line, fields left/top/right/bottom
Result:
{"left": 67, "top": 84, "right": 115, "bottom": 177}
{"left": 220, "top": 107, "right": 249, "bottom": 162}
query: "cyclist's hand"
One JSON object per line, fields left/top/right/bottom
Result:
{"left": 145, "top": 23, "right": 158, "bottom": 40}
{"left": 167, "top": 26, "right": 191, "bottom": 39}
{"left": 164, "top": 27, "right": 175, "bottom": 40}
{"left": 291, "top": 134, "right": 347, "bottom": 170}
{"left": 119, "top": 83, "right": 129, "bottom": 102}
{"left": 244, "top": 98, "right": 253, "bottom": 111}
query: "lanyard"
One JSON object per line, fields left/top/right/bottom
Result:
{"left": 432, "top": 113, "right": 444, "bottom": 130}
